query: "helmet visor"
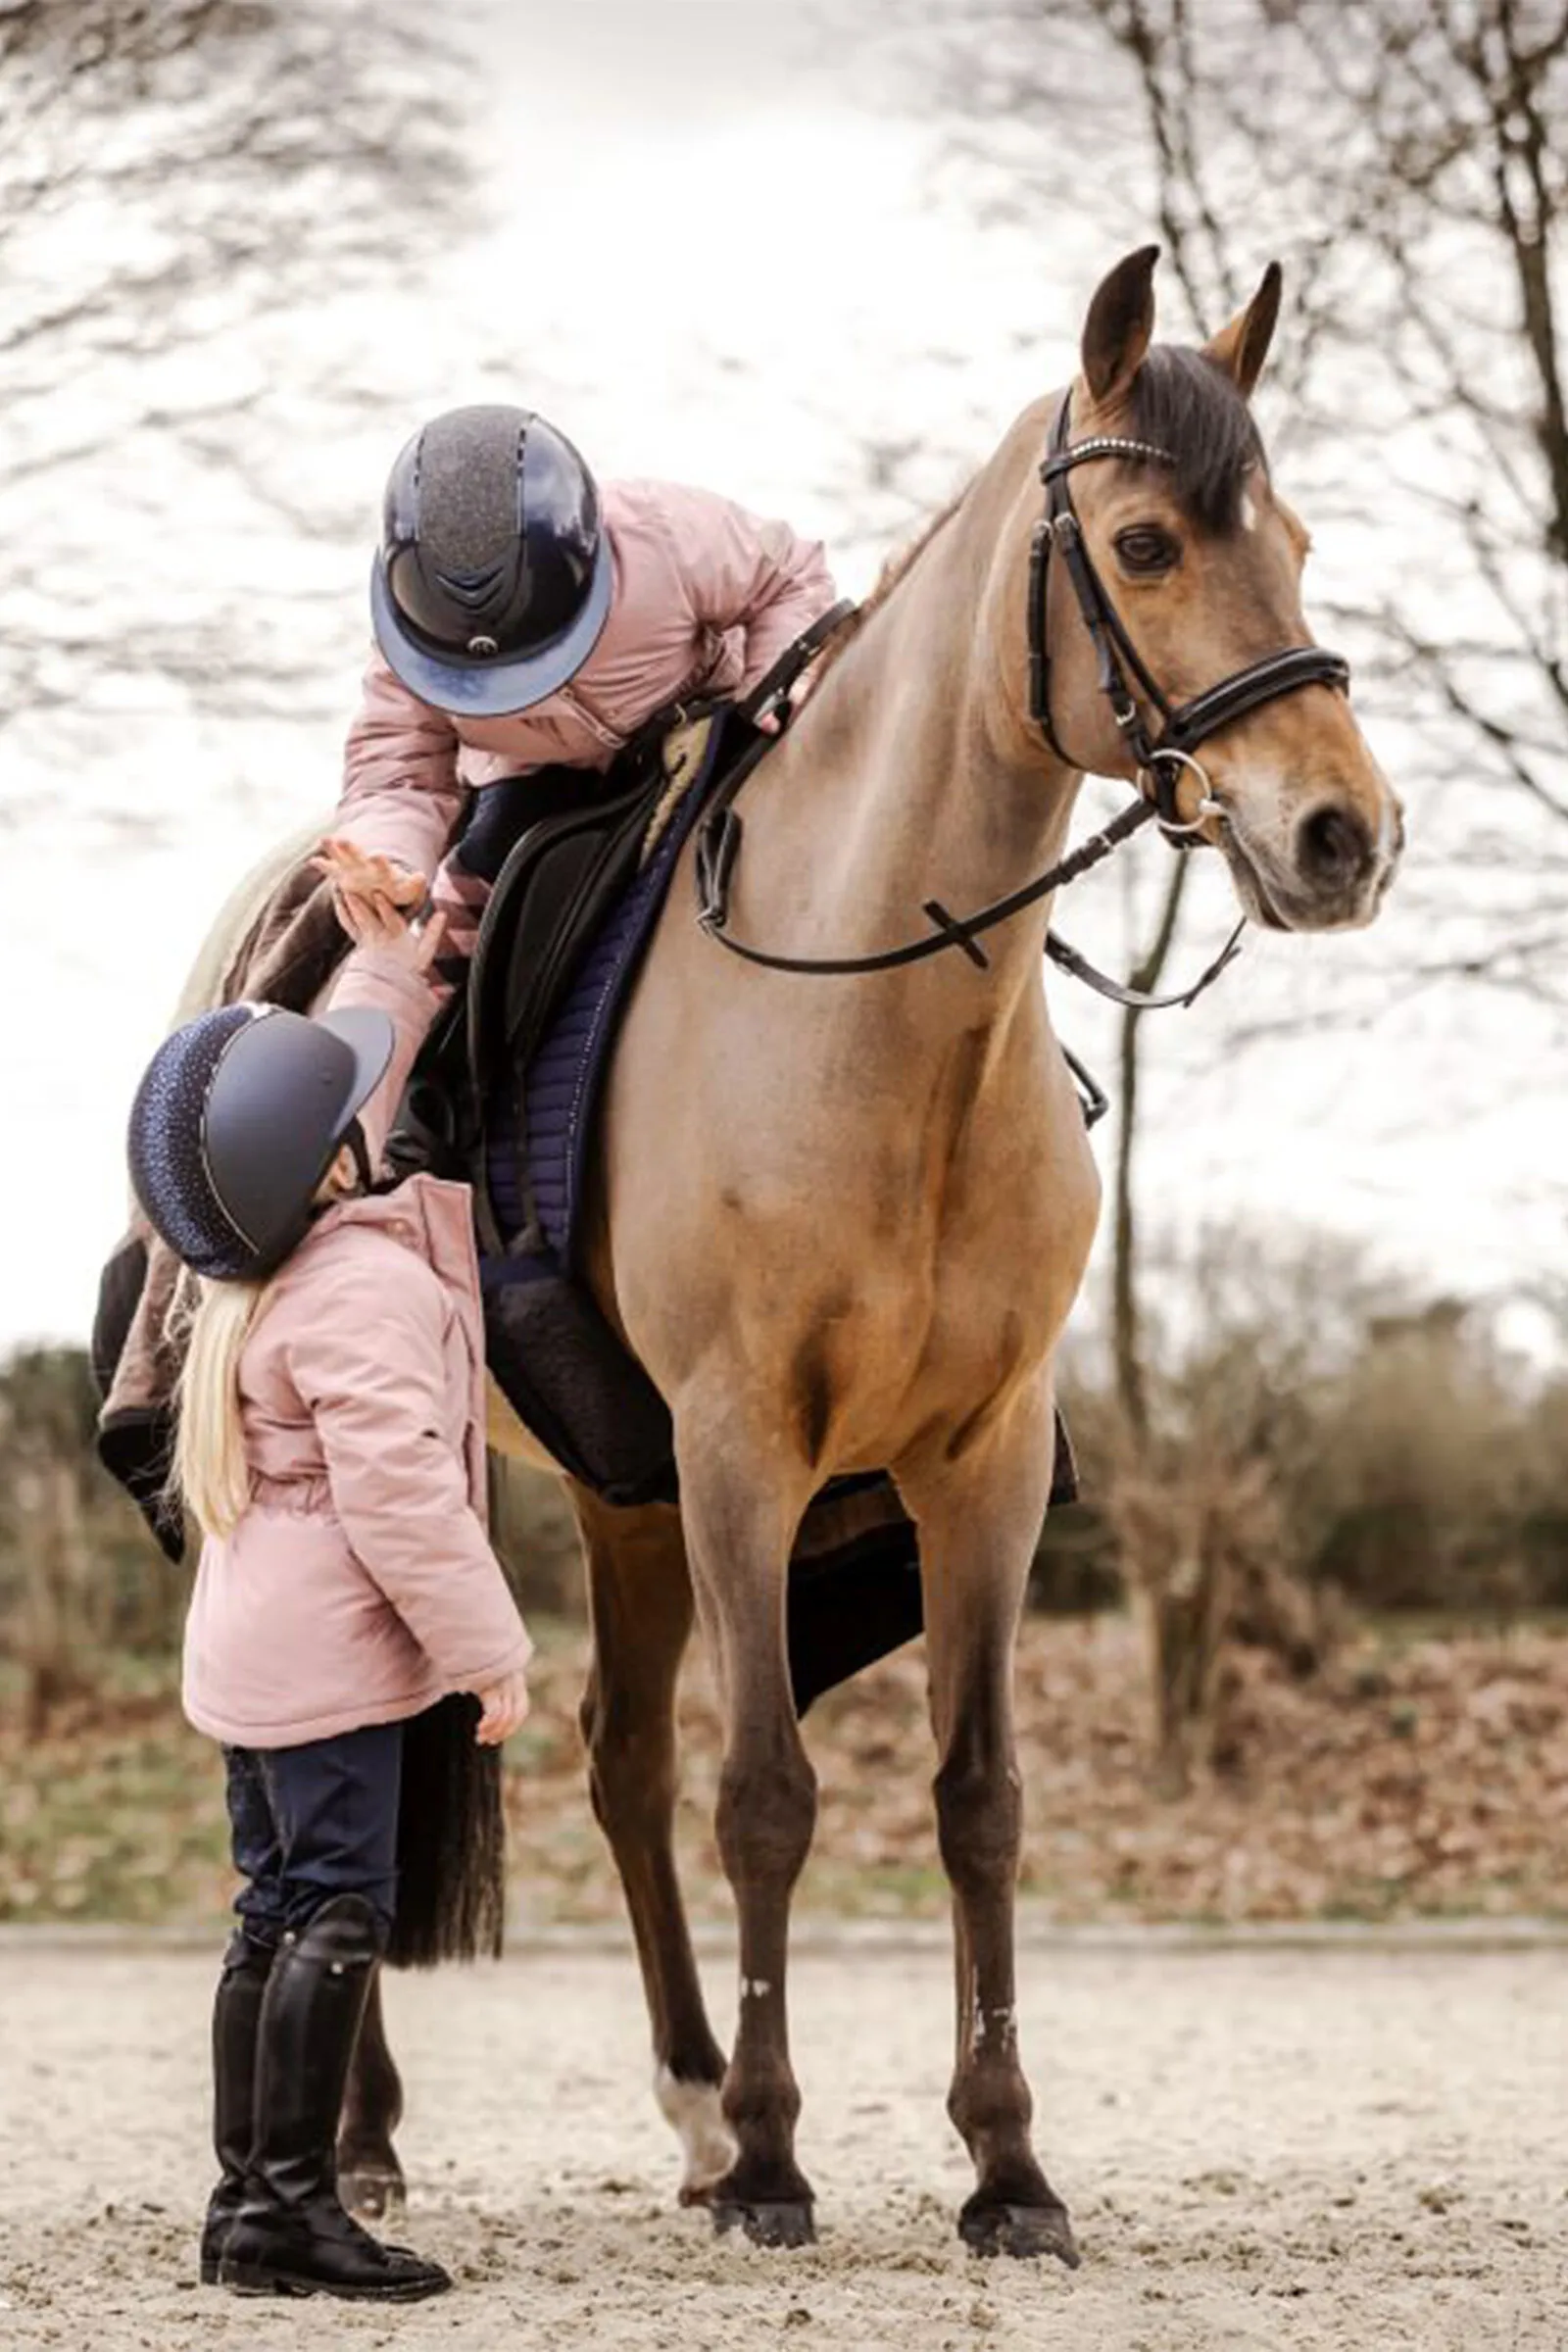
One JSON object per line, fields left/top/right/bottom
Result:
{"left": 370, "top": 531, "right": 613, "bottom": 717}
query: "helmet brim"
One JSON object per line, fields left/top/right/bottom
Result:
{"left": 314, "top": 1005, "right": 398, "bottom": 1130}
{"left": 197, "top": 1004, "right": 399, "bottom": 1280}
{"left": 370, "top": 533, "right": 614, "bottom": 718}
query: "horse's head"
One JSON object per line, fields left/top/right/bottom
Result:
{"left": 1024, "top": 245, "right": 1402, "bottom": 932}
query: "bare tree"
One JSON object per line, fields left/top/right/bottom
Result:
{"left": 2, "top": 0, "right": 477, "bottom": 765}
{"left": 840, "top": 0, "right": 1568, "bottom": 1432}
{"left": 910, "top": 0, "right": 1568, "bottom": 998}
{"left": 1093, "top": 0, "right": 1568, "bottom": 1008}
{"left": 0, "top": 1348, "right": 108, "bottom": 1731}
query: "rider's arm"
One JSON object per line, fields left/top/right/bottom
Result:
{"left": 335, "top": 652, "right": 467, "bottom": 891}
{"left": 659, "top": 484, "right": 838, "bottom": 697}
{"left": 321, "top": 941, "right": 445, "bottom": 1168}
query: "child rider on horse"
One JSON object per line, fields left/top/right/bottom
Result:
{"left": 321, "top": 403, "right": 839, "bottom": 969}
{"left": 125, "top": 852, "right": 532, "bottom": 2304}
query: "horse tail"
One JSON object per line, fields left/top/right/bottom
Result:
{"left": 386, "top": 1694, "right": 508, "bottom": 1968}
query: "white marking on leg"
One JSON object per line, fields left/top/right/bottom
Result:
{"left": 655, "top": 2062, "right": 736, "bottom": 2197}
{"left": 740, "top": 1976, "right": 772, "bottom": 2001}
{"left": 977, "top": 2003, "right": 1019, "bottom": 2054}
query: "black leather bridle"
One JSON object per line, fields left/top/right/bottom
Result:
{"left": 1029, "top": 390, "right": 1349, "bottom": 832}
{"left": 695, "top": 391, "right": 1352, "bottom": 1007}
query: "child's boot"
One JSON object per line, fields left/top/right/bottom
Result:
{"left": 199, "top": 1930, "right": 273, "bottom": 2283}
{"left": 219, "top": 1895, "right": 449, "bottom": 2301}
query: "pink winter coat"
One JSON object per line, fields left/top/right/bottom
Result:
{"left": 334, "top": 477, "right": 837, "bottom": 886}
{"left": 180, "top": 947, "right": 531, "bottom": 1749}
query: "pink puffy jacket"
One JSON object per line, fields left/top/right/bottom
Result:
{"left": 334, "top": 477, "right": 837, "bottom": 890}
{"left": 180, "top": 948, "right": 532, "bottom": 1749}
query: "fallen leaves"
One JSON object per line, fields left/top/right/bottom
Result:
{"left": 1, "top": 1616, "right": 1564, "bottom": 1929}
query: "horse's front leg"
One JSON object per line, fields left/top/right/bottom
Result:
{"left": 336, "top": 1964, "right": 406, "bottom": 2225}
{"left": 677, "top": 1418, "right": 818, "bottom": 2248}
{"left": 898, "top": 1384, "right": 1079, "bottom": 2266}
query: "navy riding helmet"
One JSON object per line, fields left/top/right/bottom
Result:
{"left": 369, "top": 404, "right": 614, "bottom": 719}
{"left": 127, "top": 1003, "right": 395, "bottom": 1283}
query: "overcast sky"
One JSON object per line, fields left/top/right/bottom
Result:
{"left": 3, "top": 0, "right": 1562, "bottom": 1357}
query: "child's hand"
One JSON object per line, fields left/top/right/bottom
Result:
{"left": 317, "top": 839, "right": 446, "bottom": 976}
{"left": 473, "top": 1667, "right": 531, "bottom": 1746}
{"left": 316, "top": 836, "right": 427, "bottom": 914}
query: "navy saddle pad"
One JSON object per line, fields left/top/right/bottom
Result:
{"left": 473, "top": 710, "right": 736, "bottom": 1508}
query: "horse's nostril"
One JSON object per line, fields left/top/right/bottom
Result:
{"left": 1298, "top": 805, "right": 1373, "bottom": 889}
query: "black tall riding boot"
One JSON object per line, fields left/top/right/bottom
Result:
{"left": 218, "top": 1895, "right": 450, "bottom": 2301}
{"left": 199, "top": 1931, "right": 273, "bottom": 2284}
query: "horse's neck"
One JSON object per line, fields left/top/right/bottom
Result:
{"left": 746, "top": 501, "right": 1080, "bottom": 1017}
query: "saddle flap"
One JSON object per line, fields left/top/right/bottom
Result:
{"left": 466, "top": 773, "right": 664, "bottom": 1103}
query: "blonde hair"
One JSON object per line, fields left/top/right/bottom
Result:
{"left": 172, "top": 1276, "right": 270, "bottom": 1541}
{"left": 170, "top": 1145, "right": 355, "bottom": 1540}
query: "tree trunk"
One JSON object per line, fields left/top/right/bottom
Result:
{"left": 1111, "top": 853, "right": 1192, "bottom": 1441}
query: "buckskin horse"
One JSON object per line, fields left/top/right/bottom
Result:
{"left": 165, "top": 247, "right": 1402, "bottom": 2263}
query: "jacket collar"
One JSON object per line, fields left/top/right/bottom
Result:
{"left": 298, "top": 1172, "right": 479, "bottom": 1300}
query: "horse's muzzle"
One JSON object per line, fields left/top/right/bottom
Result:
{"left": 1221, "top": 794, "right": 1403, "bottom": 932}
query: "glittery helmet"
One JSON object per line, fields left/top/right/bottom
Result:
{"left": 370, "top": 404, "right": 613, "bottom": 718}
{"left": 126, "top": 1003, "right": 395, "bottom": 1282}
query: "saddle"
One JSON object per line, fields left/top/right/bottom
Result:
{"left": 393, "top": 705, "right": 756, "bottom": 1510}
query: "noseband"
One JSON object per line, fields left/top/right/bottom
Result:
{"left": 1028, "top": 390, "right": 1350, "bottom": 833}
{"left": 694, "top": 390, "right": 1353, "bottom": 1016}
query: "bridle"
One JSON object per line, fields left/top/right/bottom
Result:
{"left": 695, "top": 389, "right": 1351, "bottom": 1009}
{"left": 1028, "top": 389, "right": 1348, "bottom": 834}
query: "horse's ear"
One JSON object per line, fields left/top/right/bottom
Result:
{"left": 1202, "top": 262, "right": 1283, "bottom": 400}
{"left": 1081, "top": 246, "right": 1159, "bottom": 406}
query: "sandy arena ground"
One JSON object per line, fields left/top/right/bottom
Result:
{"left": 0, "top": 1931, "right": 1563, "bottom": 2350}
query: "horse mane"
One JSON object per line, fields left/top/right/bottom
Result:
{"left": 810, "top": 488, "right": 968, "bottom": 684}
{"left": 1126, "top": 345, "right": 1267, "bottom": 532}
{"left": 816, "top": 353, "right": 1261, "bottom": 683}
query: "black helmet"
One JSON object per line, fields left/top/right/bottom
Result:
{"left": 369, "top": 403, "right": 613, "bottom": 718}
{"left": 127, "top": 1002, "right": 395, "bottom": 1283}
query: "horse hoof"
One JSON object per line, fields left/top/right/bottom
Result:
{"left": 340, "top": 2168, "right": 407, "bottom": 2229}
{"left": 711, "top": 2197, "right": 816, "bottom": 2250}
{"left": 959, "top": 2197, "right": 1080, "bottom": 2266}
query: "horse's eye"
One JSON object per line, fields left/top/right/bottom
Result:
{"left": 1113, "top": 525, "right": 1180, "bottom": 575}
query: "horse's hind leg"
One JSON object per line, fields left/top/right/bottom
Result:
{"left": 336, "top": 1966, "right": 406, "bottom": 2224}
{"left": 572, "top": 1487, "right": 733, "bottom": 2204}
{"left": 899, "top": 1393, "right": 1079, "bottom": 2267}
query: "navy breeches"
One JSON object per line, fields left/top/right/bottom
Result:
{"left": 224, "top": 1723, "right": 403, "bottom": 1948}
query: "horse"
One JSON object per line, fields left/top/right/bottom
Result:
{"left": 173, "top": 245, "right": 1402, "bottom": 2262}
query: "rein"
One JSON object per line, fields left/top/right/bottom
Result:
{"left": 696, "top": 391, "right": 1350, "bottom": 1008}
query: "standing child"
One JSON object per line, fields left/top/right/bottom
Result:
{"left": 126, "top": 851, "right": 532, "bottom": 2303}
